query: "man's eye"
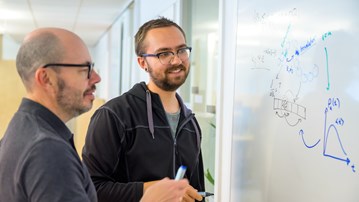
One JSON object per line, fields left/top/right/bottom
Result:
{"left": 159, "top": 52, "right": 172, "bottom": 57}
{"left": 177, "top": 49, "right": 186, "bottom": 54}
{"left": 80, "top": 68, "right": 88, "bottom": 74}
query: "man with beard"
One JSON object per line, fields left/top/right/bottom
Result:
{"left": 0, "top": 27, "right": 190, "bottom": 202}
{"left": 82, "top": 17, "right": 205, "bottom": 202}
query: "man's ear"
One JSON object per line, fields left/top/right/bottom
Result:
{"left": 34, "top": 67, "right": 53, "bottom": 88}
{"left": 137, "top": 56, "right": 148, "bottom": 71}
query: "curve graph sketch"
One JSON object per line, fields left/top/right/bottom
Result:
{"left": 299, "top": 98, "right": 355, "bottom": 173}
{"left": 249, "top": 8, "right": 355, "bottom": 173}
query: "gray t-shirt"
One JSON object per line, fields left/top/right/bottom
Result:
{"left": 166, "top": 109, "right": 181, "bottom": 139}
{"left": 0, "top": 98, "right": 97, "bottom": 202}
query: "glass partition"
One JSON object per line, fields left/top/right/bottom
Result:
{"left": 181, "top": 0, "right": 219, "bottom": 194}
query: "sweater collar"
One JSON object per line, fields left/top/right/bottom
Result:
{"left": 19, "top": 98, "right": 74, "bottom": 145}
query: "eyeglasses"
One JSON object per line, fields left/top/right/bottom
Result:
{"left": 43, "top": 62, "right": 94, "bottom": 79}
{"left": 141, "top": 47, "right": 192, "bottom": 65}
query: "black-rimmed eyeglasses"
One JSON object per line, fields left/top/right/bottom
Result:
{"left": 43, "top": 62, "right": 94, "bottom": 79}
{"left": 141, "top": 47, "right": 192, "bottom": 65}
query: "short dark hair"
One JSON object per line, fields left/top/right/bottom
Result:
{"left": 134, "top": 16, "right": 186, "bottom": 56}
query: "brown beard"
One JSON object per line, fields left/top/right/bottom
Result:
{"left": 148, "top": 64, "right": 189, "bottom": 91}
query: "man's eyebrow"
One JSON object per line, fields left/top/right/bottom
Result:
{"left": 155, "top": 47, "right": 171, "bottom": 53}
{"left": 155, "top": 44, "right": 188, "bottom": 53}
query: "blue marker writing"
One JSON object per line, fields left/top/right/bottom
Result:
{"left": 175, "top": 165, "right": 187, "bottom": 180}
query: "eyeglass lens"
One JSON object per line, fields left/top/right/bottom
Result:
{"left": 159, "top": 48, "right": 191, "bottom": 64}
{"left": 43, "top": 63, "right": 94, "bottom": 79}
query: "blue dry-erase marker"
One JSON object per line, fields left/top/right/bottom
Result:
{"left": 175, "top": 165, "right": 187, "bottom": 180}
{"left": 198, "top": 191, "right": 214, "bottom": 197}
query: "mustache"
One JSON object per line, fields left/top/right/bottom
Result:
{"left": 166, "top": 64, "right": 186, "bottom": 73}
{"left": 84, "top": 85, "right": 96, "bottom": 94}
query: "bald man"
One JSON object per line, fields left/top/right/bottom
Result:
{"left": 0, "top": 28, "right": 188, "bottom": 202}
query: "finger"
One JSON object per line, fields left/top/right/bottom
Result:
{"left": 186, "top": 187, "right": 203, "bottom": 201}
{"left": 181, "top": 193, "right": 194, "bottom": 202}
{"left": 193, "top": 193, "right": 203, "bottom": 201}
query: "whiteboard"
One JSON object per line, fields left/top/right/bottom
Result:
{"left": 231, "top": 0, "right": 359, "bottom": 202}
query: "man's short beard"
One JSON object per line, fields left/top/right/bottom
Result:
{"left": 148, "top": 64, "right": 189, "bottom": 91}
{"left": 56, "top": 76, "right": 89, "bottom": 118}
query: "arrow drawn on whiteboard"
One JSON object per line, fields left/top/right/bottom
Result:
{"left": 324, "top": 153, "right": 350, "bottom": 165}
{"left": 275, "top": 111, "right": 302, "bottom": 126}
{"left": 275, "top": 111, "right": 289, "bottom": 118}
{"left": 285, "top": 116, "right": 301, "bottom": 126}
{"left": 325, "top": 47, "right": 331, "bottom": 90}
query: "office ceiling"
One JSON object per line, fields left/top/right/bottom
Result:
{"left": 0, "top": 0, "right": 129, "bottom": 46}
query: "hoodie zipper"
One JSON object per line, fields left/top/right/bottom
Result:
{"left": 172, "top": 113, "right": 195, "bottom": 177}
{"left": 145, "top": 86, "right": 198, "bottom": 178}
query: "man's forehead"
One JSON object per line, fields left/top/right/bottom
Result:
{"left": 144, "top": 26, "right": 186, "bottom": 51}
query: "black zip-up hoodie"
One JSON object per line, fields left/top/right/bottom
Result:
{"left": 82, "top": 82, "right": 205, "bottom": 202}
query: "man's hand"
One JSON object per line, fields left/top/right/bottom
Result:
{"left": 180, "top": 185, "right": 203, "bottom": 202}
{"left": 143, "top": 180, "right": 160, "bottom": 192}
{"left": 140, "top": 178, "right": 189, "bottom": 202}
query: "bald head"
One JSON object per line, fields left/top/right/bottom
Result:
{"left": 16, "top": 28, "right": 88, "bottom": 91}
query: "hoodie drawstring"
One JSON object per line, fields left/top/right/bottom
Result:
{"left": 146, "top": 90, "right": 155, "bottom": 139}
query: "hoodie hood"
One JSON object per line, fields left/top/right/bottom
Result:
{"left": 127, "top": 82, "right": 198, "bottom": 144}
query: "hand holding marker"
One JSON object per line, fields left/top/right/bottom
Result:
{"left": 175, "top": 166, "right": 214, "bottom": 197}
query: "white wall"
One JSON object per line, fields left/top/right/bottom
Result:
{"left": 1, "top": 34, "right": 19, "bottom": 60}
{"left": 92, "top": 33, "right": 110, "bottom": 100}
